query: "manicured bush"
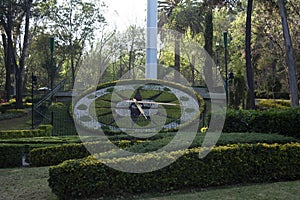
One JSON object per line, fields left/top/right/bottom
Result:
{"left": 0, "top": 143, "right": 59, "bottom": 168}
{"left": 49, "top": 143, "right": 300, "bottom": 199}
{"left": 29, "top": 132, "right": 298, "bottom": 166}
{"left": 0, "top": 144, "right": 25, "bottom": 168}
{"left": 30, "top": 140, "right": 132, "bottom": 167}
{"left": 0, "top": 124, "right": 53, "bottom": 139}
{"left": 222, "top": 108, "right": 300, "bottom": 138}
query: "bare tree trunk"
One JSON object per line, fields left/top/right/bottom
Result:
{"left": 174, "top": 32, "right": 181, "bottom": 80}
{"left": 204, "top": 7, "right": 213, "bottom": 89}
{"left": 245, "top": 0, "right": 255, "bottom": 109}
{"left": 278, "top": 0, "right": 299, "bottom": 107}
{"left": 2, "top": 33, "right": 11, "bottom": 101}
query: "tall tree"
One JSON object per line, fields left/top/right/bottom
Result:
{"left": 245, "top": 0, "right": 255, "bottom": 109}
{"left": 278, "top": 0, "right": 299, "bottom": 107}
{"left": 51, "top": 0, "right": 106, "bottom": 87}
{"left": 0, "top": 0, "right": 33, "bottom": 108}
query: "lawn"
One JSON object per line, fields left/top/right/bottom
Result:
{"left": 0, "top": 167, "right": 299, "bottom": 200}
{"left": 0, "top": 111, "right": 32, "bottom": 130}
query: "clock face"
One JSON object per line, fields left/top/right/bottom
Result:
{"left": 73, "top": 80, "right": 204, "bottom": 134}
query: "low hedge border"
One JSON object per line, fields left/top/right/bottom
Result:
{"left": 0, "top": 124, "right": 53, "bottom": 139}
{"left": 49, "top": 142, "right": 300, "bottom": 199}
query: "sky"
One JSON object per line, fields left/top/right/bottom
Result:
{"left": 103, "top": 0, "right": 147, "bottom": 31}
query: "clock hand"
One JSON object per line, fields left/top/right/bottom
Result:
{"left": 132, "top": 98, "right": 148, "bottom": 119}
{"left": 126, "top": 100, "right": 177, "bottom": 106}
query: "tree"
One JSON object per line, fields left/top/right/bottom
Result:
{"left": 278, "top": 0, "right": 299, "bottom": 107}
{"left": 0, "top": 0, "right": 33, "bottom": 108}
{"left": 51, "top": 0, "right": 106, "bottom": 87}
{"left": 245, "top": 0, "right": 255, "bottom": 109}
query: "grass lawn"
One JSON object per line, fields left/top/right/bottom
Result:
{"left": 0, "top": 167, "right": 299, "bottom": 200}
{"left": 0, "top": 111, "right": 32, "bottom": 130}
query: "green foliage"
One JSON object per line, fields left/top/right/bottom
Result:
{"left": 222, "top": 108, "right": 300, "bottom": 138}
{"left": 0, "top": 125, "right": 52, "bottom": 139}
{"left": 28, "top": 132, "right": 298, "bottom": 167}
{"left": 47, "top": 102, "right": 77, "bottom": 135}
{"left": 258, "top": 99, "right": 291, "bottom": 109}
{"left": 0, "top": 144, "right": 25, "bottom": 168}
{"left": 48, "top": 143, "right": 300, "bottom": 199}
{"left": 30, "top": 140, "right": 132, "bottom": 167}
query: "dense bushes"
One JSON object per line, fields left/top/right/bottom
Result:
{"left": 0, "top": 124, "right": 53, "bottom": 139}
{"left": 0, "top": 144, "right": 26, "bottom": 168}
{"left": 222, "top": 108, "right": 300, "bottom": 138}
{"left": 30, "top": 140, "right": 132, "bottom": 167}
{"left": 29, "top": 133, "right": 297, "bottom": 167}
{"left": 49, "top": 142, "right": 300, "bottom": 199}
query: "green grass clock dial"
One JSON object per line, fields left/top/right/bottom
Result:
{"left": 73, "top": 80, "right": 204, "bottom": 133}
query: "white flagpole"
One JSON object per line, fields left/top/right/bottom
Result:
{"left": 146, "top": 0, "right": 158, "bottom": 79}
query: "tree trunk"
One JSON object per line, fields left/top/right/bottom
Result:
{"left": 174, "top": 32, "right": 181, "bottom": 80}
{"left": 278, "top": 0, "right": 299, "bottom": 107}
{"left": 2, "top": 33, "right": 11, "bottom": 101}
{"left": 245, "top": 0, "right": 255, "bottom": 109}
{"left": 204, "top": 7, "right": 213, "bottom": 89}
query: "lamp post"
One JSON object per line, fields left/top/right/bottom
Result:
{"left": 223, "top": 31, "right": 228, "bottom": 107}
{"left": 216, "top": 42, "right": 220, "bottom": 79}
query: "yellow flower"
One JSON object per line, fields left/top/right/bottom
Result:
{"left": 200, "top": 127, "right": 208, "bottom": 133}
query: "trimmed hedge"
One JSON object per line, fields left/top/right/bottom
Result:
{"left": 0, "top": 144, "right": 26, "bottom": 168}
{"left": 0, "top": 124, "right": 53, "bottom": 139}
{"left": 30, "top": 140, "right": 132, "bottom": 167}
{"left": 29, "top": 132, "right": 298, "bottom": 167}
{"left": 49, "top": 143, "right": 300, "bottom": 199}
{"left": 222, "top": 108, "right": 300, "bottom": 138}
{"left": 0, "top": 143, "right": 52, "bottom": 168}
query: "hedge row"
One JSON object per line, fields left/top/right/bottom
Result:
{"left": 0, "top": 144, "right": 27, "bottom": 168}
{"left": 30, "top": 140, "right": 132, "bottom": 167}
{"left": 49, "top": 143, "right": 300, "bottom": 199}
{"left": 0, "top": 143, "right": 49, "bottom": 168}
{"left": 29, "top": 132, "right": 298, "bottom": 167}
{"left": 0, "top": 124, "right": 53, "bottom": 139}
{"left": 222, "top": 108, "right": 300, "bottom": 138}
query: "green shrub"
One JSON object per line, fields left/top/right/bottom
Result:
{"left": 0, "top": 144, "right": 25, "bottom": 168}
{"left": 258, "top": 99, "right": 291, "bottom": 109}
{"left": 29, "top": 132, "right": 298, "bottom": 166}
{"left": 30, "top": 140, "right": 132, "bottom": 167}
{"left": 0, "top": 124, "right": 53, "bottom": 139}
{"left": 49, "top": 143, "right": 300, "bottom": 199}
{"left": 222, "top": 108, "right": 300, "bottom": 138}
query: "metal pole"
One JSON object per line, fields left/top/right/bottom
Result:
{"left": 146, "top": 0, "right": 158, "bottom": 79}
